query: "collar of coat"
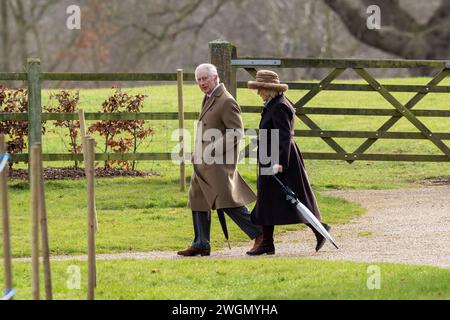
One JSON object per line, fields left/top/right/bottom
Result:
{"left": 261, "top": 93, "right": 283, "bottom": 115}
{"left": 199, "top": 83, "right": 225, "bottom": 120}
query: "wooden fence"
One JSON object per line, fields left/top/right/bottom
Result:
{"left": 210, "top": 40, "right": 450, "bottom": 163}
{"left": 1, "top": 41, "right": 450, "bottom": 176}
{"left": 0, "top": 59, "right": 199, "bottom": 190}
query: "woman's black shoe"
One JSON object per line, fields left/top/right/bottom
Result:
{"left": 246, "top": 244, "right": 275, "bottom": 256}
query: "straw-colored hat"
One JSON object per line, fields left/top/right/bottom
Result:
{"left": 247, "top": 70, "right": 288, "bottom": 92}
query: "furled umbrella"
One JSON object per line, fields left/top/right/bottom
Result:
{"left": 272, "top": 174, "right": 339, "bottom": 249}
{"left": 217, "top": 209, "right": 231, "bottom": 249}
{"left": 192, "top": 163, "right": 231, "bottom": 249}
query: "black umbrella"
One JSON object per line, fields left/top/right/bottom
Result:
{"left": 217, "top": 209, "right": 231, "bottom": 249}
{"left": 272, "top": 174, "right": 339, "bottom": 249}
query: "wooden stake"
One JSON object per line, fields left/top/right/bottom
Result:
{"left": 78, "top": 109, "right": 87, "bottom": 155}
{"left": 85, "top": 137, "right": 96, "bottom": 300}
{"left": 37, "top": 144, "right": 52, "bottom": 300}
{"left": 30, "top": 144, "right": 40, "bottom": 300}
{"left": 177, "top": 69, "right": 186, "bottom": 191}
{"left": 0, "top": 135, "right": 13, "bottom": 294}
{"left": 79, "top": 109, "right": 98, "bottom": 232}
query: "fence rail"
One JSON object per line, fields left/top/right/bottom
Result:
{"left": 0, "top": 72, "right": 196, "bottom": 82}
{"left": 238, "top": 81, "right": 450, "bottom": 92}
{"left": 1, "top": 42, "right": 450, "bottom": 172}
{"left": 0, "top": 61, "right": 195, "bottom": 190}
{"left": 232, "top": 57, "right": 450, "bottom": 68}
{"left": 8, "top": 152, "right": 174, "bottom": 162}
{"left": 41, "top": 73, "right": 196, "bottom": 82}
{"left": 0, "top": 112, "right": 200, "bottom": 121}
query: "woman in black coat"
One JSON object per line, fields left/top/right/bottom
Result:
{"left": 247, "top": 70, "right": 332, "bottom": 255}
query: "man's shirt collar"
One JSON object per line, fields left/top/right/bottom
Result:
{"left": 206, "top": 83, "right": 221, "bottom": 98}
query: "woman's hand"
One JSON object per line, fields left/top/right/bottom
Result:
{"left": 272, "top": 164, "right": 283, "bottom": 174}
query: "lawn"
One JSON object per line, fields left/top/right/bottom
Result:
{"left": 3, "top": 175, "right": 364, "bottom": 257}
{"left": 3, "top": 258, "right": 449, "bottom": 300}
{"left": 1, "top": 76, "right": 449, "bottom": 299}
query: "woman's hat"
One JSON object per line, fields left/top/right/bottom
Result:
{"left": 247, "top": 70, "right": 288, "bottom": 92}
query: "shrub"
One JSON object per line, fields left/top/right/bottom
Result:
{"left": 0, "top": 86, "right": 30, "bottom": 168}
{"left": 88, "top": 88, "right": 154, "bottom": 170}
{"left": 44, "top": 90, "right": 81, "bottom": 167}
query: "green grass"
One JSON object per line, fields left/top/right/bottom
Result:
{"left": 34, "top": 77, "right": 450, "bottom": 189}
{"left": 3, "top": 175, "right": 364, "bottom": 257}
{"left": 1, "top": 77, "right": 449, "bottom": 299}
{"left": 3, "top": 258, "right": 449, "bottom": 300}
{"left": 2, "top": 77, "right": 449, "bottom": 257}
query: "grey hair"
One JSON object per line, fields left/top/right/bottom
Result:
{"left": 195, "top": 63, "right": 219, "bottom": 81}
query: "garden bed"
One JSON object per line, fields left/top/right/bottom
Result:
{"left": 8, "top": 167, "right": 159, "bottom": 180}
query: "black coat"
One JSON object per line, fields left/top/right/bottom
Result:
{"left": 251, "top": 94, "right": 321, "bottom": 225}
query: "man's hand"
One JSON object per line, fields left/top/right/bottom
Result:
{"left": 272, "top": 164, "right": 283, "bottom": 174}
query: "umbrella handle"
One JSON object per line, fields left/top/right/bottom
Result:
{"left": 272, "top": 174, "right": 297, "bottom": 198}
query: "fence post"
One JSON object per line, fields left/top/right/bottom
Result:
{"left": 209, "top": 40, "right": 237, "bottom": 99}
{"left": 37, "top": 143, "right": 52, "bottom": 300}
{"left": 177, "top": 69, "right": 186, "bottom": 191}
{"left": 27, "top": 59, "right": 42, "bottom": 164}
{"left": 30, "top": 144, "right": 40, "bottom": 300}
{"left": 79, "top": 109, "right": 98, "bottom": 232}
{"left": 78, "top": 109, "right": 87, "bottom": 154}
{"left": 85, "top": 137, "right": 96, "bottom": 300}
{"left": 0, "top": 135, "right": 13, "bottom": 296}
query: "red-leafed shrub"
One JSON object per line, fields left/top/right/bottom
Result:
{"left": 44, "top": 90, "right": 82, "bottom": 167}
{"left": 0, "top": 86, "right": 30, "bottom": 168}
{"left": 88, "top": 88, "right": 154, "bottom": 170}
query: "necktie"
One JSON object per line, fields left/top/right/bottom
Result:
{"left": 203, "top": 95, "right": 210, "bottom": 108}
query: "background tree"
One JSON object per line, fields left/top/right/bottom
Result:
{"left": 0, "top": 0, "right": 447, "bottom": 81}
{"left": 323, "top": 0, "right": 450, "bottom": 61}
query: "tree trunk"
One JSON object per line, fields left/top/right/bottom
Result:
{"left": 323, "top": 0, "right": 450, "bottom": 75}
{"left": 1, "top": 0, "right": 10, "bottom": 71}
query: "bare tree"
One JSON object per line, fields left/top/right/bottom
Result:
{"left": 107, "top": 0, "right": 234, "bottom": 71}
{"left": 9, "top": 0, "right": 59, "bottom": 64}
{"left": 323, "top": 0, "right": 450, "bottom": 60}
{"left": 0, "top": 0, "right": 61, "bottom": 71}
{"left": 2, "top": 0, "right": 446, "bottom": 81}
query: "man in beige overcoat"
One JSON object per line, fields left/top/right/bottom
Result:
{"left": 177, "top": 63, "right": 262, "bottom": 256}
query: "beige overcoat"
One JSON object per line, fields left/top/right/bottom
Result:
{"left": 188, "top": 84, "right": 256, "bottom": 211}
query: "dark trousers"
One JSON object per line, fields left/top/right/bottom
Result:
{"left": 192, "top": 206, "right": 262, "bottom": 249}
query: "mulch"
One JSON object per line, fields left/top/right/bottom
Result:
{"left": 420, "top": 177, "right": 450, "bottom": 186}
{"left": 7, "top": 167, "right": 159, "bottom": 180}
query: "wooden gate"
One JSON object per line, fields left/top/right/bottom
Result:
{"left": 209, "top": 40, "right": 450, "bottom": 162}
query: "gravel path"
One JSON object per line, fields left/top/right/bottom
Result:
{"left": 14, "top": 186, "right": 450, "bottom": 268}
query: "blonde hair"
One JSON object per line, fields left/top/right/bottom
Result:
{"left": 260, "top": 88, "right": 280, "bottom": 98}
